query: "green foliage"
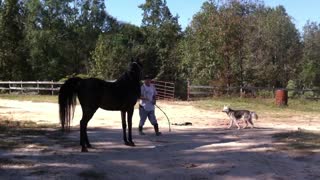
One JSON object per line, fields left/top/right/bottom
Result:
{"left": 180, "top": 0, "right": 302, "bottom": 88}
{"left": 256, "top": 90, "right": 274, "bottom": 98}
{"left": 286, "top": 80, "right": 298, "bottom": 98}
{"left": 23, "top": 0, "right": 110, "bottom": 80}
{"left": 90, "top": 24, "right": 144, "bottom": 80}
{"left": 59, "top": 73, "right": 91, "bottom": 82}
{"left": 0, "top": 0, "right": 31, "bottom": 80}
{"left": 301, "top": 22, "right": 320, "bottom": 88}
{"left": 139, "top": 0, "right": 181, "bottom": 81}
{"left": 301, "top": 91, "right": 315, "bottom": 99}
{"left": 0, "top": 0, "right": 318, "bottom": 93}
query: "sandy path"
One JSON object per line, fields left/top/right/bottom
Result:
{"left": 0, "top": 99, "right": 319, "bottom": 179}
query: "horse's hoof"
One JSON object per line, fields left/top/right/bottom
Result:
{"left": 124, "top": 141, "right": 135, "bottom": 146}
{"left": 81, "top": 147, "right": 89, "bottom": 152}
{"left": 87, "top": 144, "right": 93, "bottom": 148}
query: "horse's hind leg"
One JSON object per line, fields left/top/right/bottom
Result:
{"left": 80, "top": 107, "right": 97, "bottom": 152}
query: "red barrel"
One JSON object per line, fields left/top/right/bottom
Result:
{"left": 275, "top": 89, "right": 288, "bottom": 106}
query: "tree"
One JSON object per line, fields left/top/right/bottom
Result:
{"left": 24, "top": 0, "right": 111, "bottom": 80}
{"left": 90, "top": 24, "right": 144, "bottom": 80}
{"left": 139, "top": 0, "right": 181, "bottom": 80}
{"left": 0, "top": 0, "right": 31, "bottom": 80}
{"left": 179, "top": 0, "right": 255, "bottom": 86}
{"left": 301, "top": 22, "right": 320, "bottom": 88}
{"left": 180, "top": 0, "right": 302, "bottom": 88}
{"left": 245, "top": 5, "right": 302, "bottom": 87}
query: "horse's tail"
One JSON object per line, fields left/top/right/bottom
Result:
{"left": 59, "top": 77, "right": 82, "bottom": 131}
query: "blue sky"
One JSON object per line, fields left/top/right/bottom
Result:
{"left": 105, "top": 0, "right": 320, "bottom": 32}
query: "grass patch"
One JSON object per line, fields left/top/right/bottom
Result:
{"left": 0, "top": 94, "right": 57, "bottom": 103}
{"left": 0, "top": 158, "right": 35, "bottom": 167}
{"left": 78, "top": 170, "right": 106, "bottom": 180}
{"left": 0, "top": 119, "right": 57, "bottom": 129}
{"left": 29, "top": 169, "right": 49, "bottom": 175}
{"left": 191, "top": 97, "right": 320, "bottom": 113}
{"left": 273, "top": 129, "right": 320, "bottom": 152}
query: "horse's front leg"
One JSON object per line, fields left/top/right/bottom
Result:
{"left": 121, "top": 111, "right": 129, "bottom": 145}
{"left": 127, "top": 107, "right": 135, "bottom": 146}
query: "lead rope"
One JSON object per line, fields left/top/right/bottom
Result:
{"left": 155, "top": 104, "right": 171, "bottom": 132}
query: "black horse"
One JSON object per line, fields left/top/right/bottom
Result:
{"left": 59, "top": 58, "right": 142, "bottom": 152}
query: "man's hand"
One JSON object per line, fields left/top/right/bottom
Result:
{"left": 152, "top": 96, "right": 156, "bottom": 105}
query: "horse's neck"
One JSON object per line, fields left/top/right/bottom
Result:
{"left": 116, "top": 72, "right": 139, "bottom": 86}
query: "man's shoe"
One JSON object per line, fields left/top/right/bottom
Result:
{"left": 154, "top": 124, "right": 162, "bottom": 136}
{"left": 139, "top": 126, "right": 145, "bottom": 135}
{"left": 155, "top": 131, "right": 162, "bottom": 136}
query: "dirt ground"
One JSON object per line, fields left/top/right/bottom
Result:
{"left": 0, "top": 99, "right": 320, "bottom": 180}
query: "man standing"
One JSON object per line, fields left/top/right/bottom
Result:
{"left": 138, "top": 75, "right": 162, "bottom": 136}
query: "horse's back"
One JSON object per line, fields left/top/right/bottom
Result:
{"left": 77, "top": 78, "right": 138, "bottom": 111}
{"left": 100, "top": 80, "right": 139, "bottom": 111}
{"left": 76, "top": 78, "right": 106, "bottom": 108}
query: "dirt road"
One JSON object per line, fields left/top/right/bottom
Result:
{"left": 0, "top": 99, "right": 319, "bottom": 179}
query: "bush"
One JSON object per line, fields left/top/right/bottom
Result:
{"left": 301, "top": 91, "right": 315, "bottom": 99}
{"left": 286, "top": 80, "right": 298, "bottom": 98}
{"left": 59, "top": 73, "right": 91, "bottom": 82}
{"left": 256, "top": 90, "right": 274, "bottom": 98}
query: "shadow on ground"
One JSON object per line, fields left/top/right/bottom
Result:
{"left": 0, "top": 126, "right": 320, "bottom": 180}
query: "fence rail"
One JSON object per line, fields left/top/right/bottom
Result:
{"left": 187, "top": 82, "right": 320, "bottom": 100}
{"left": 0, "top": 80, "right": 176, "bottom": 100}
{"left": 0, "top": 81, "right": 63, "bottom": 95}
{"left": 152, "top": 80, "right": 175, "bottom": 100}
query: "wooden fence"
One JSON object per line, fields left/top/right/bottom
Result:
{"left": 187, "top": 82, "right": 320, "bottom": 100}
{"left": 0, "top": 81, "right": 63, "bottom": 95}
{"left": 0, "top": 80, "right": 176, "bottom": 100}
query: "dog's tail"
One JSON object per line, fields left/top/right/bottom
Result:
{"left": 250, "top": 112, "right": 258, "bottom": 121}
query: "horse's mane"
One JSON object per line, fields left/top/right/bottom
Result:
{"left": 115, "top": 62, "right": 141, "bottom": 84}
{"left": 115, "top": 71, "right": 132, "bottom": 84}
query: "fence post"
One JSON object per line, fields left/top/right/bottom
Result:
{"left": 37, "top": 80, "right": 40, "bottom": 94}
{"left": 272, "top": 86, "right": 275, "bottom": 98}
{"left": 8, "top": 81, "right": 11, "bottom": 94}
{"left": 164, "top": 82, "right": 167, "bottom": 100}
{"left": 187, "top": 80, "right": 190, "bottom": 101}
{"left": 51, "top": 80, "right": 54, "bottom": 95}
{"left": 20, "top": 80, "right": 23, "bottom": 94}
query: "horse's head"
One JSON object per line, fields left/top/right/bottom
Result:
{"left": 129, "top": 58, "right": 143, "bottom": 81}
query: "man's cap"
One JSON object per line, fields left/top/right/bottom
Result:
{"left": 143, "top": 75, "right": 153, "bottom": 80}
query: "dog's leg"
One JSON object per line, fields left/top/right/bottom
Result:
{"left": 244, "top": 119, "right": 248, "bottom": 129}
{"left": 228, "top": 118, "right": 233, "bottom": 129}
{"left": 248, "top": 117, "right": 254, "bottom": 128}
{"left": 234, "top": 119, "right": 241, "bottom": 130}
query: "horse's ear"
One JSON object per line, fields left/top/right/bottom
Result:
{"left": 136, "top": 58, "right": 140, "bottom": 63}
{"left": 131, "top": 57, "right": 134, "bottom": 62}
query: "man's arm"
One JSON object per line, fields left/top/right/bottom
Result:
{"left": 140, "top": 85, "right": 149, "bottom": 100}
